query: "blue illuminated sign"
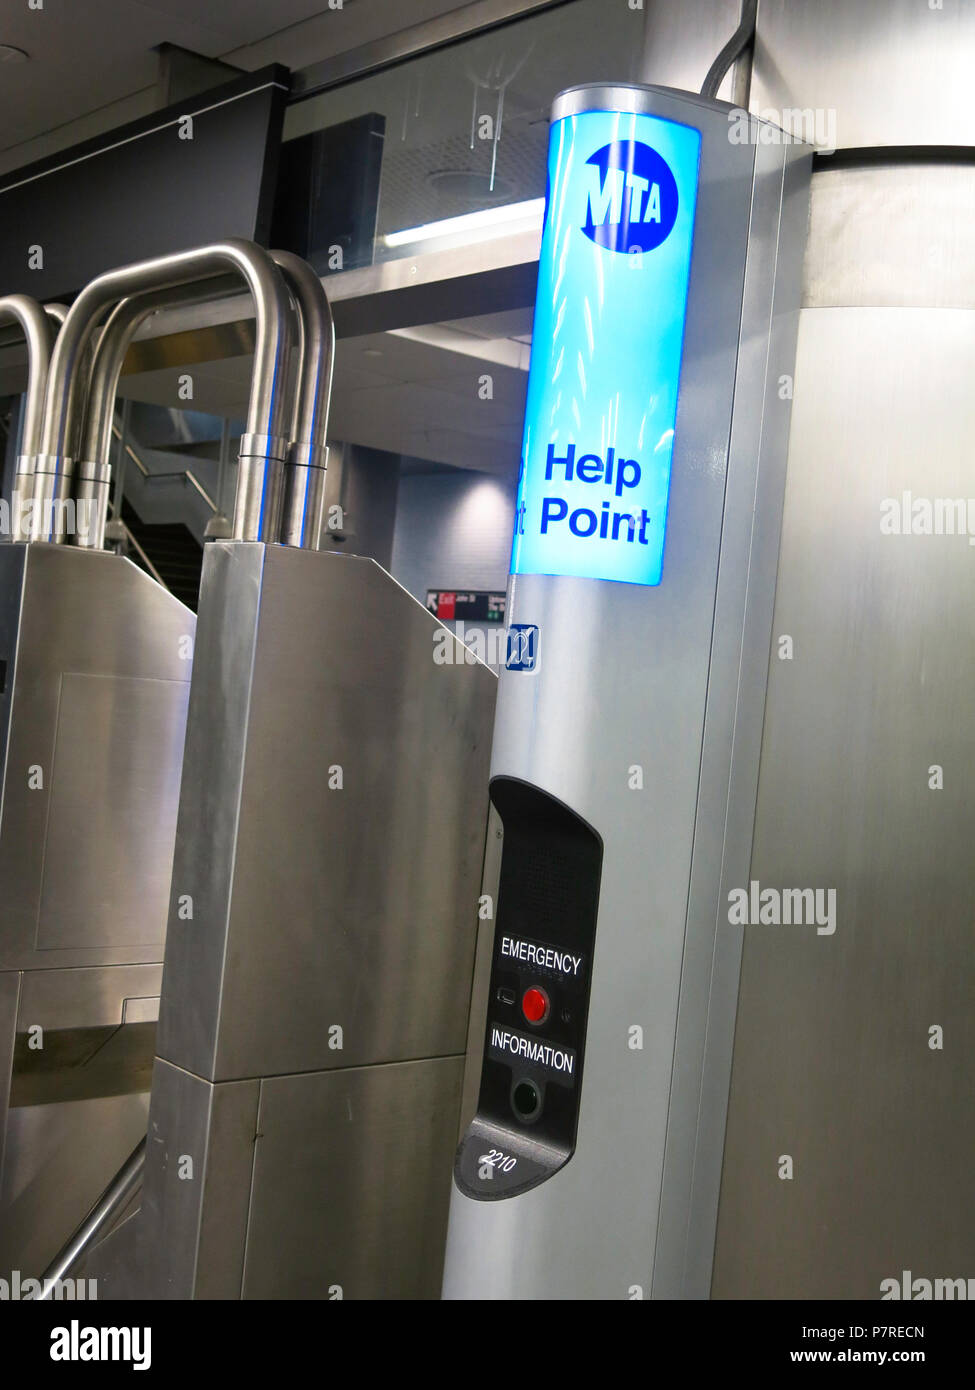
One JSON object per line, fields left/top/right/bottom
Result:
{"left": 510, "top": 108, "right": 701, "bottom": 586}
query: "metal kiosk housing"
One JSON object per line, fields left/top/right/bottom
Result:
{"left": 443, "top": 82, "right": 811, "bottom": 1300}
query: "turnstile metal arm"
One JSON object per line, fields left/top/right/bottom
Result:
{"left": 34, "top": 1136, "right": 146, "bottom": 1299}
{"left": 270, "top": 250, "right": 336, "bottom": 549}
{"left": 75, "top": 253, "right": 335, "bottom": 553}
{"left": 75, "top": 275, "right": 241, "bottom": 549}
{"left": 0, "top": 295, "right": 56, "bottom": 540}
{"left": 30, "top": 238, "right": 294, "bottom": 543}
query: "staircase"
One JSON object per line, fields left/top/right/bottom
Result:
{"left": 120, "top": 499, "right": 203, "bottom": 612}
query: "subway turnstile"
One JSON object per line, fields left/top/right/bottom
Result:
{"left": 90, "top": 544, "right": 496, "bottom": 1299}
{"left": 80, "top": 247, "right": 498, "bottom": 1299}
{"left": 1, "top": 242, "right": 299, "bottom": 1281}
{"left": 0, "top": 545, "right": 194, "bottom": 1277}
{"left": 442, "top": 83, "right": 811, "bottom": 1299}
{"left": 0, "top": 292, "right": 197, "bottom": 1278}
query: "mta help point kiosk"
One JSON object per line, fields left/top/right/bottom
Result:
{"left": 443, "top": 83, "right": 811, "bottom": 1300}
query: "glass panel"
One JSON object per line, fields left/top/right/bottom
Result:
{"left": 272, "top": 0, "right": 646, "bottom": 272}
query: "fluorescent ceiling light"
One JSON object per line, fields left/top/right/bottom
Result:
{"left": 383, "top": 198, "right": 545, "bottom": 248}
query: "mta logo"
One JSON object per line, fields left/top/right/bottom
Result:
{"left": 581, "top": 140, "right": 679, "bottom": 254}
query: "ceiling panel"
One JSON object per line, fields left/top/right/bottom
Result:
{"left": 129, "top": 0, "right": 347, "bottom": 43}
{"left": 423, "top": 369, "right": 526, "bottom": 414}
{"left": 0, "top": 0, "right": 217, "bottom": 150}
{"left": 115, "top": 317, "right": 528, "bottom": 478}
{"left": 0, "top": 0, "right": 447, "bottom": 170}
{"left": 445, "top": 309, "right": 535, "bottom": 340}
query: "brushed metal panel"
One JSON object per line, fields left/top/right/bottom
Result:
{"left": 10, "top": 1024, "right": 156, "bottom": 1108}
{"left": 752, "top": 0, "right": 975, "bottom": 148}
{"left": 16, "top": 963, "right": 162, "bottom": 1032}
{"left": 460, "top": 804, "right": 503, "bottom": 1133}
{"left": 0, "top": 546, "right": 26, "bottom": 801}
{"left": 220, "top": 549, "right": 494, "bottom": 1078}
{"left": 0, "top": 1090, "right": 150, "bottom": 1280}
{"left": 242, "top": 1057, "right": 465, "bottom": 1299}
{"left": 639, "top": 0, "right": 741, "bottom": 99}
{"left": 121, "top": 996, "right": 159, "bottom": 1025}
{"left": 654, "top": 137, "right": 811, "bottom": 1300}
{"left": 155, "top": 541, "right": 263, "bottom": 1080}
{"left": 0, "top": 546, "right": 195, "bottom": 971}
{"left": 38, "top": 673, "right": 188, "bottom": 950}
{"left": 193, "top": 1075, "right": 261, "bottom": 1301}
{"left": 111, "top": 1060, "right": 260, "bottom": 1300}
{"left": 803, "top": 164, "right": 975, "bottom": 311}
{"left": 0, "top": 971, "right": 20, "bottom": 1191}
{"left": 0, "top": 547, "right": 193, "bottom": 1274}
{"left": 713, "top": 307, "right": 975, "bottom": 1298}
{"left": 159, "top": 543, "right": 496, "bottom": 1082}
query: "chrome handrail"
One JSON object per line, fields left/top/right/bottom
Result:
{"left": 110, "top": 421, "right": 218, "bottom": 513}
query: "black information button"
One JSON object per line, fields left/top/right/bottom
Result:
{"left": 454, "top": 776, "right": 603, "bottom": 1202}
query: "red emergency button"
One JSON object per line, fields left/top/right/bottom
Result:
{"left": 522, "top": 986, "right": 549, "bottom": 1025}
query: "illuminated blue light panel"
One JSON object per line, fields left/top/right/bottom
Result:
{"left": 510, "top": 108, "right": 701, "bottom": 586}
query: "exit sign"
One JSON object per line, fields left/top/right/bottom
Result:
{"left": 426, "top": 590, "right": 507, "bottom": 623}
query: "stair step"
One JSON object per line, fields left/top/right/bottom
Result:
{"left": 120, "top": 500, "right": 203, "bottom": 613}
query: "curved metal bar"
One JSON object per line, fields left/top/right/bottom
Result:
{"left": 71, "top": 250, "right": 334, "bottom": 552}
{"left": 41, "top": 304, "right": 95, "bottom": 470}
{"left": 31, "top": 238, "right": 294, "bottom": 543}
{"left": 270, "top": 250, "right": 336, "bottom": 549}
{"left": 80, "top": 278, "right": 238, "bottom": 479}
{"left": 42, "top": 305, "right": 105, "bottom": 522}
{"left": 0, "top": 295, "right": 56, "bottom": 541}
{"left": 73, "top": 275, "right": 240, "bottom": 549}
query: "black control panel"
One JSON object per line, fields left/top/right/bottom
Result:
{"left": 455, "top": 776, "right": 602, "bottom": 1200}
